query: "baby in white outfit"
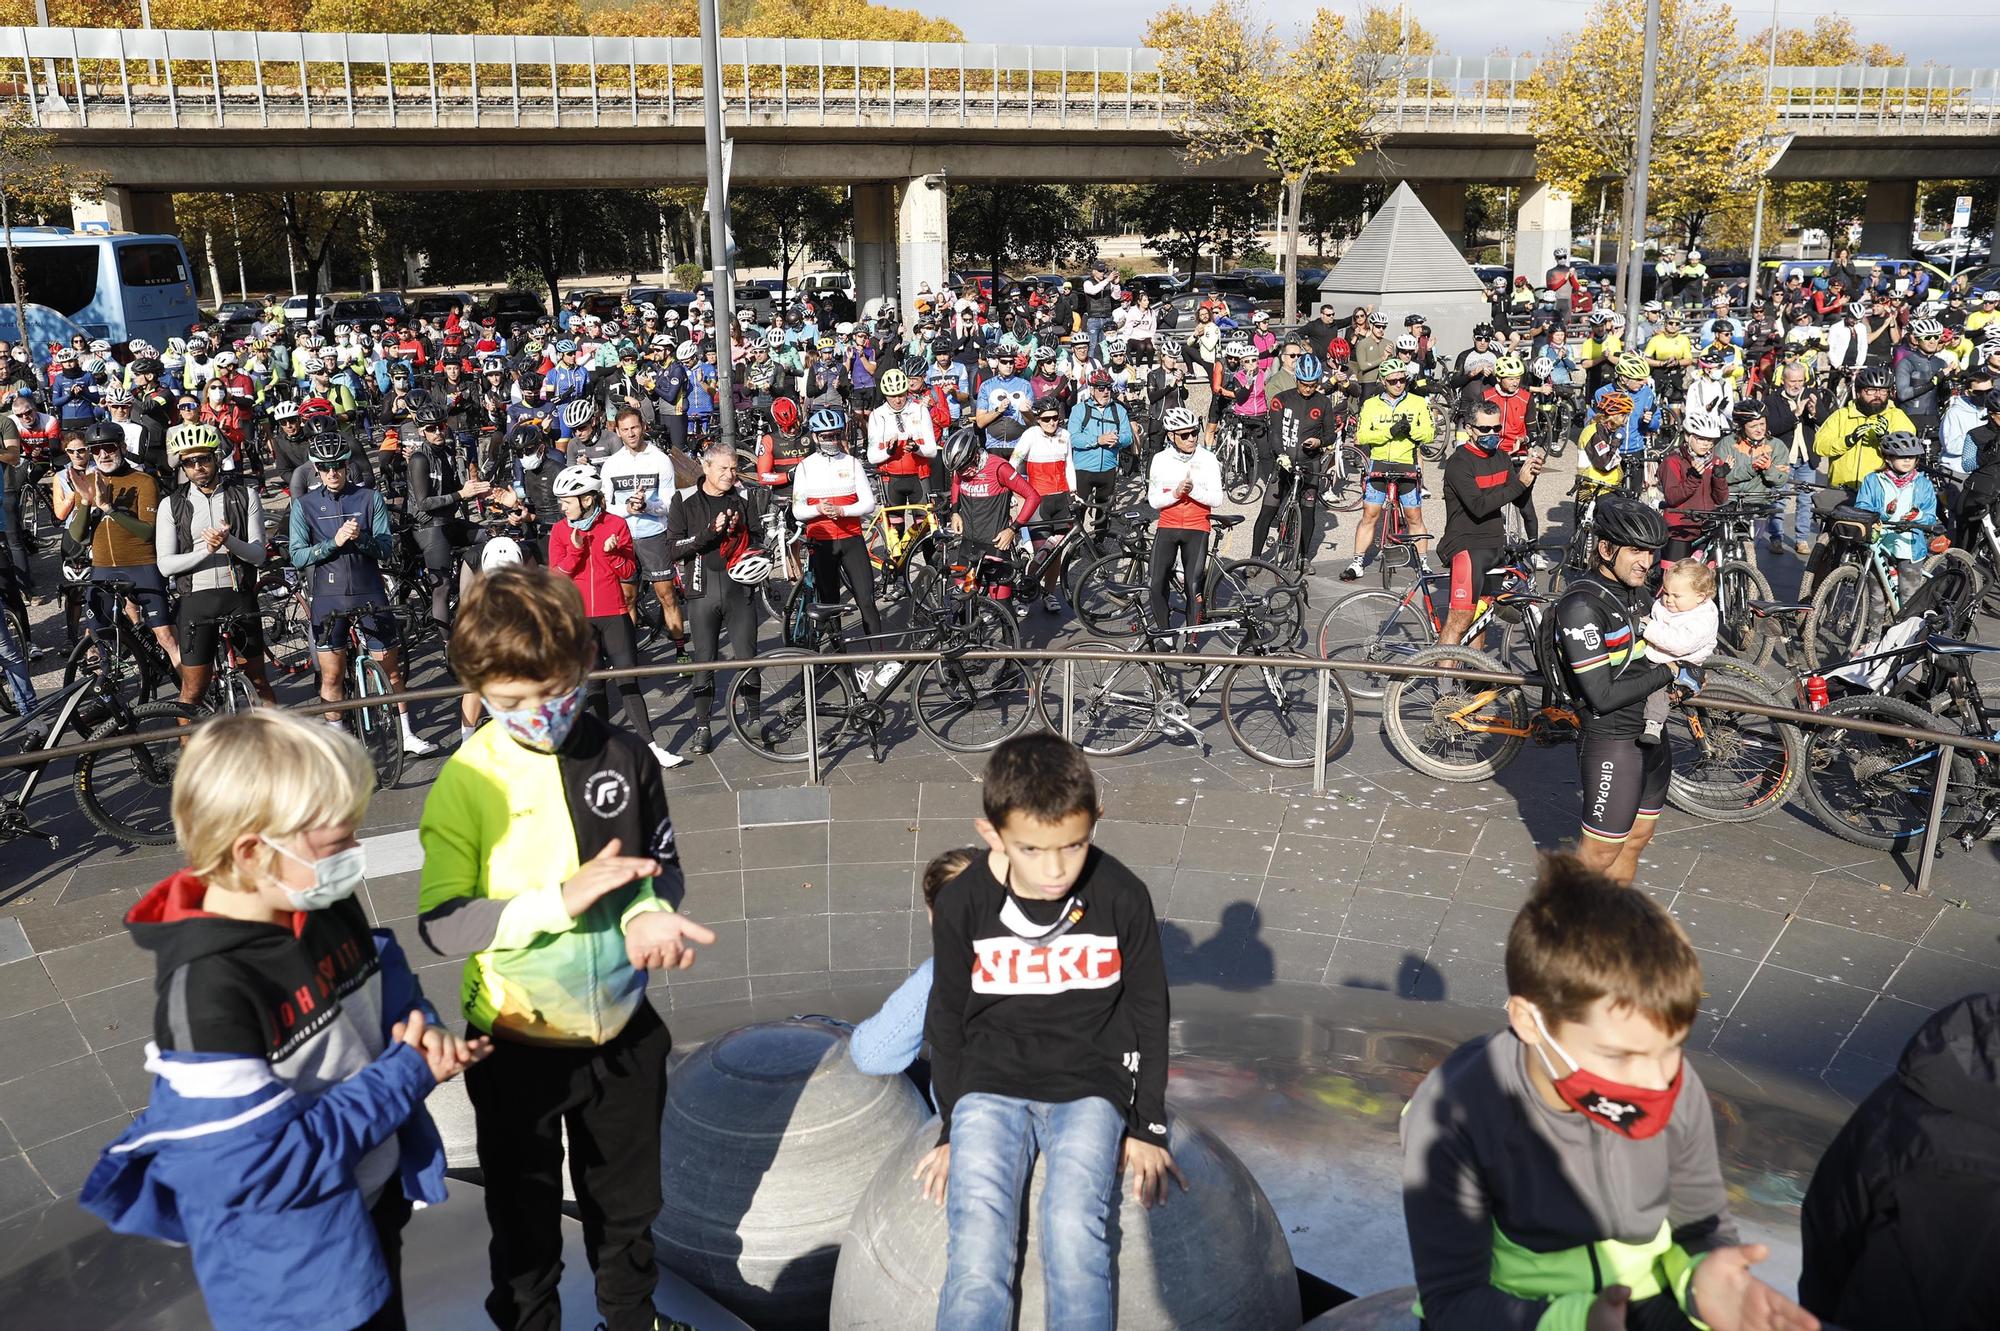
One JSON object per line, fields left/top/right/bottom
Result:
{"left": 1640, "top": 561, "right": 1719, "bottom": 745}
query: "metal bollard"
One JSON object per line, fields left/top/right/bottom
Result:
{"left": 1311, "top": 668, "right": 1331, "bottom": 795}
{"left": 1911, "top": 739, "right": 1957, "bottom": 897}
{"left": 803, "top": 662, "right": 821, "bottom": 785}
{"left": 1061, "top": 659, "right": 1075, "bottom": 742}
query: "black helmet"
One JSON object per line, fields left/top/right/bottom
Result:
{"left": 1879, "top": 430, "right": 1925, "bottom": 459}
{"left": 306, "top": 416, "right": 343, "bottom": 443}
{"left": 1473, "top": 323, "right": 1496, "bottom": 338}
{"left": 1855, "top": 365, "right": 1892, "bottom": 391}
{"left": 1984, "top": 388, "right": 2000, "bottom": 413}
{"left": 307, "top": 435, "right": 351, "bottom": 466}
{"left": 941, "top": 426, "right": 981, "bottom": 474}
{"left": 1731, "top": 399, "right": 1767, "bottom": 424}
{"left": 512, "top": 423, "right": 550, "bottom": 453}
{"left": 82, "top": 421, "right": 125, "bottom": 449}
{"left": 129, "top": 356, "right": 162, "bottom": 376}
{"left": 1593, "top": 498, "right": 1669, "bottom": 551}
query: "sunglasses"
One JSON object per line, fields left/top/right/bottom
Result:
{"left": 313, "top": 461, "right": 346, "bottom": 473}
{"left": 1169, "top": 429, "right": 1198, "bottom": 440}
{"left": 89, "top": 443, "right": 122, "bottom": 454}
{"left": 1037, "top": 414, "right": 1060, "bottom": 423}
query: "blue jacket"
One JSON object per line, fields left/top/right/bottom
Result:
{"left": 850, "top": 957, "right": 933, "bottom": 1080}
{"left": 1854, "top": 468, "right": 1938, "bottom": 561}
{"left": 1067, "top": 400, "right": 1134, "bottom": 473}
{"left": 80, "top": 930, "right": 449, "bottom": 1331}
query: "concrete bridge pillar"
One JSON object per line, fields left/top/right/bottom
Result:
{"left": 1513, "top": 183, "right": 1571, "bottom": 284}
{"left": 898, "top": 173, "right": 948, "bottom": 327}
{"left": 852, "top": 183, "right": 898, "bottom": 317}
{"left": 69, "top": 186, "right": 176, "bottom": 236}
{"left": 1411, "top": 181, "right": 1467, "bottom": 251}
{"left": 1858, "top": 179, "right": 1917, "bottom": 256}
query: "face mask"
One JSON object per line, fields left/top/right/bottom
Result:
{"left": 1526, "top": 1004, "right": 1682, "bottom": 1140}
{"left": 521, "top": 449, "right": 545, "bottom": 470}
{"left": 817, "top": 438, "right": 844, "bottom": 456}
{"left": 485, "top": 683, "right": 585, "bottom": 752}
{"left": 263, "top": 837, "right": 366, "bottom": 912}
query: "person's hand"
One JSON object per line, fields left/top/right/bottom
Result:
{"left": 602, "top": 533, "right": 619, "bottom": 554}
{"left": 1522, "top": 455, "right": 1545, "bottom": 480}
{"left": 994, "top": 526, "right": 1017, "bottom": 551}
{"left": 334, "top": 517, "right": 360, "bottom": 547}
{"left": 1689, "top": 1245, "right": 1820, "bottom": 1331}
{"left": 818, "top": 499, "right": 840, "bottom": 517}
{"left": 201, "top": 526, "right": 228, "bottom": 552}
{"left": 948, "top": 512, "right": 964, "bottom": 536}
{"left": 623, "top": 909, "right": 717, "bottom": 972}
{"left": 1586, "top": 1285, "right": 1631, "bottom": 1331}
{"left": 913, "top": 1144, "right": 950, "bottom": 1205}
{"left": 391, "top": 1009, "right": 493, "bottom": 1083}
{"left": 1389, "top": 417, "right": 1411, "bottom": 440}
{"left": 459, "top": 478, "right": 492, "bottom": 500}
{"left": 1175, "top": 477, "right": 1193, "bottom": 498}
{"left": 1120, "top": 1138, "right": 1189, "bottom": 1208}
{"left": 1277, "top": 453, "right": 1294, "bottom": 472}
{"left": 1099, "top": 430, "right": 1117, "bottom": 447}
{"left": 627, "top": 494, "right": 645, "bottom": 513}
{"left": 561, "top": 837, "right": 661, "bottom": 918}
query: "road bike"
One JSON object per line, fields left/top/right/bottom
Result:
{"left": 1354, "top": 463, "right": 1429, "bottom": 589}
{"left": 1213, "top": 417, "right": 1261, "bottom": 503}
{"left": 62, "top": 580, "right": 177, "bottom": 711}
{"left": 316, "top": 602, "right": 406, "bottom": 789}
{"left": 1070, "top": 513, "right": 1303, "bottom": 650}
{"left": 1674, "top": 501, "right": 1782, "bottom": 666}
{"left": 185, "top": 609, "right": 267, "bottom": 717}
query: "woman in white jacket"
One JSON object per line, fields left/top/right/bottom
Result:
{"left": 1146, "top": 406, "right": 1225, "bottom": 630}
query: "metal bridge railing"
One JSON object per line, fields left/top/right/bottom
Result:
{"left": 4, "top": 645, "right": 1993, "bottom": 897}
{"left": 4, "top": 28, "right": 1995, "bottom": 136}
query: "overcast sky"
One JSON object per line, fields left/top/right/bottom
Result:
{"left": 943, "top": 0, "right": 2000, "bottom": 68}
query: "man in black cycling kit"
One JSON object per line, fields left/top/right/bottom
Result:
{"left": 1553, "top": 499, "right": 1700, "bottom": 886}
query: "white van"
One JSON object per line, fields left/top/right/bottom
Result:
{"left": 798, "top": 271, "right": 854, "bottom": 303}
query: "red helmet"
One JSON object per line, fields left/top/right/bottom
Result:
{"left": 768, "top": 396, "right": 800, "bottom": 435}
{"left": 298, "top": 396, "right": 335, "bottom": 418}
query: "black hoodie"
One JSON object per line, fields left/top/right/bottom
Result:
{"left": 1799, "top": 990, "right": 2000, "bottom": 1331}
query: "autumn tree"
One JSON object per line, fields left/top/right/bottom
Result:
{"left": 1147, "top": 0, "right": 1393, "bottom": 324}
{"left": 1125, "top": 180, "right": 1273, "bottom": 274}
{"left": 730, "top": 186, "right": 847, "bottom": 299}
{"left": 1758, "top": 21, "right": 1903, "bottom": 257}
{"left": 948, "top": 184, "right": 1097, "bottom": 292}
{"left": 0, "top": 115, "right": 103, "bottom": 364}
{"left": 1525, "top": 0, "right": 1774, "bottom": 296}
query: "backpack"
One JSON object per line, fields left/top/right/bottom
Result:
{"left": 924, "top": 383, "right": 954, "bottom": 437}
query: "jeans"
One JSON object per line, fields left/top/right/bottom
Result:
{"left": 0, "top": 611, "right": 33, "bottom": 715}
{"left": 1085, "top": 315, "right": 1109, "bottom": 359}
{"left": 1776, "top": 460, "right": 1818, "bottom": 543}
{"left": 939, "top": 1093, "right": 1124, "bottom": 1331}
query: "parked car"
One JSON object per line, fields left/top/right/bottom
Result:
{"left": 322, "top": 297, "right": 386, "bottom": 333}
{"left": 414, "top": 291, "right": 474, "bottom": 323}
{"left": 705, "top": 284, "right": 775, "bottom": 323}
{"left": 481, "top": 290, "right": 546, "bottom": 328}
{"left": 1129, "top": 273, "right": 1189, "bottom": 304}
{"left": 798, "top": 271, "right": 854, "bottom": 303}
{"left": 209, "top": 300, "right": 261, "bottom": 341}
{"left": 369, "top": 290, "right": 408, "bottom": 320}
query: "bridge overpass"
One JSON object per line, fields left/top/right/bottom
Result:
{"left": 16, "top": 26, "right": 1999, "bottom": 312}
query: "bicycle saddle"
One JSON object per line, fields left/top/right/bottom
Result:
{"left": 1747, "top": 599, "right": 1811, "bottom": 615}
{"left": 1209, "top": 513, "right": 1246, "bottom": 529}
{"left": 1926, "top": 636, "right": 2000, "bottom": 657}
{"left": 803, "top": 600, "right": 859, "bottom": 622}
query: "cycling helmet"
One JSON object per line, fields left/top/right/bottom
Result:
{"left": 1378, "top": 357, "right": 1410, "bottom": 379}
{"left": 1593, "top": 498, "right": 1669, "bottom": 551}
{"left": 1032, "top": 344, "right": 1057, "bottom": 362}
{"left": 1067, "top": 330, "right": 1089, "bottom": 346}
{"left": 1531, "top": 356, "right": 1555, "bottom": 379}
{"left": 306, "top": 434, "right": 351, "bottom": 466}
{"left": 769, "top": 396, "right": 801, "bottom": 435}
{"left": 552, "top": 463, "right": 601, "bottom": 498}
{"left": 1614, "top": 353, "right": 1650, "bottom": 380}
{"left": 1473, "top": 323, "right": 1496, "bottom": 339}
{"left": 878, "top": 368, "right": 911, "bottom": 395}
{"left": 1494, "top": 355, "right": 1525, "bottom": 378}
{"left": 166, "top": 421, "right": 222, "bottom": 463}
{"left": 269, "top": 400, "right": 300, "bottom": 421}
{"left": 1087, "top": 371, "right": 1114, "bottom": 389}
{"left": 161, "top": 352, "right": 184, "bottom": 370}
{"left": 480, "top": 536, "right": 525, "bottom": 570}
{"left": 807, "top": 406, "right": 847, "bottom": 436}
{"left": 1855, "top": 365, "right": 1892, "bottom": 391}
{"left": 299, "top": 396, "right": 335, "bottom": 419}
{"left": 213, "top": 351, "right": 237, "bottom": 368}
{"left": 101, "top": 384, "right": 133, "bottom": 406}
{"left": 1404, "top": 313, "right": 1427, "bottom": 327}
{"left": 1595, "top": 390, "right": 1635, "bottom": 417}
{"left": 553, "top": 338, "right": 578, "bottom": 355}
{"left": 1682, "top": 407, "right": 1728, "bottom": 438}
{"left": 1222, "top": 340, "right": 1253, "bottom": 360}
{"left": 1030, "top": 395, "right": 1063, "bottom": 419}
{"left": 1911, "top": 318, "right": 1944, "bottom": 340}
{"left": 649, "top": 333, "right": 673, "bottom": 350}
{"left": 1879, "top": 430, "right": 1925, "bottom": 459}
{"left": 1394, "top": 333, "right": 1420, "bottom": 353}
{"left": 1293, "top": 353, "right": 1324, "bottom": 384}
{"left": 1731, "top": 399, "right": 1767, "bottom": 424}
{"left": 1103, "top": 337, "right": 1127, "bottom": 357}
{"left": 481, "top": 355, "right": 507, "bottom": 374}
{"left": 1641, "top": 300, "right": 1663, "bottom": 316}
{"left": 814, "top": 336, "right": 835, "bottom": 351}
{"left": 675, "top": 341, "right": 698, "bottom": 363}
{"left": 53, "top": 347, "right": 76, "bottom": 365}
{"left": 298, "top": 357, "right": 326, "bottom": 375}
{"left": 130, "top": 357, "right": 162, "bottom": 376}
{"left": 1160, "top": 406, "right": 1200, "bottom": 434}
{"left": 560, "top": 398, "right": 599, "bottom": 430}
{"left": 941, "top": 427, "right": 982, "bottom": 473}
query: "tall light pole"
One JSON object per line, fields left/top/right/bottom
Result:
{"left": 699, "top": 0, "right": 737, "bottom": 453}
{"left": 1622, "top": 0, "right": 1661, "bottom": 316}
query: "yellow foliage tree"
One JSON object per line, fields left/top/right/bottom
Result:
{"left": 1147, "top": 0, "right": 1392, "bottom": 323}
{"left": 1524, "top": 0, "right": 1773, "bottom": 295}
{"left": 1746, "top": 15, "right": 1903, "bottom": 67}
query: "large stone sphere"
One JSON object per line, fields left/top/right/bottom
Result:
{"left": 654, "top": 1019, "right": 929, "bottom": 1330}
{"left": 1299, "top": 1285, "right": 1422, "bottom": 1329}
{"left": 828, "top": 1105, "right": 1300, "bottom": 1330}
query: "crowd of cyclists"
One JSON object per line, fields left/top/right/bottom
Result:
{"left": 1, "top": 240, "right": 1997, "bottom": 855}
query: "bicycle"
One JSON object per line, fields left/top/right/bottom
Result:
{"left": 0, "top": 616, "right": 203, "bottom": 849}
{"left": 1379, "top": 582, "right": 1803, "bottom": 823}
{"left": 727, "top": 583, "right": 1031, "bottom": 761}
{"left": 1071, "top": 514, "right": 1303, "bottom": 650}
{"left": 1213, "top": 416, "right": 1261, "bottom": 504}
{"left": 1421, "top": 399, "right": 1453, "bottom": 464}
{"left": 316, "top": 602, "right": 406, "bottom": 790}
{"left": 1314, "top": 539, "right": 1551, "bottom": 698}
{"left": 1356, "top": 463, "right": 1429, "bottom": 590}
{"left": 864, "top": 500, "right": 941, "bottom": 602}
{"left": 185, "top": 610, "right": 267, "bottom": 717}
{"left": 1805, "top": 513, "right": 1983, "bottom": 671}
{"left": 1034, "top": 579, "right": 1342, "bottom": 768}
{"left": 1675, "top": 502, "right": 1781, "bottom": 666}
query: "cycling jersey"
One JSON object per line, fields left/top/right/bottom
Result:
{"left": 756, "top": 428, "right": 810, "bottom": 489}
{"left": 1576, "top": 422, "right": 1624, "bottom": 489}
{"left": 549, "top": 510, "right": 637, "bottom": 616}
{"left": 1642, "top": 333, "right": 1693, "bottom": 365}
{"left": 790, "top": 451, "right": 877, "bottom": 541}
{"left": 1814, "top": 402, "right": 1914, "bottom": 489}
{"left": 289, "top": 484, "right": 395, "bottom": 614}
{"left": 1480, "top": 386, "right": 1531, "bottom": 453}
{"left": 949, "top": 454, "right": 1040, "bottom": 544}
{"left": 865, "top": 401, "right": 938, "bottom": 476}
{"left": 1009, "top": 427, "right": 1076, "bottom": 498}
{"left": 596, "top": 444, "right": 678, "bottom": 540}
{"left": 1553, "top": 570, "right": 1672, "bottom": 740}
{"left": 1355, "top": 391, "right": 1433, "bottom": 467}
{"left": 1267, "top": 388, "right": 1333, "bottom": 473}
{"left": 1589, "top": 381, "right": 1659, "bottom": 455}
{"left": 1148, "top": 445, "right": 1224, "bottom": 530}
{"left": 1437, "top": 437, "right": 1527, "bottom": 563}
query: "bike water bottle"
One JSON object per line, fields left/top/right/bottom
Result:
{"left": 1802, "top": 675, "right": 1830, "bottom": 711}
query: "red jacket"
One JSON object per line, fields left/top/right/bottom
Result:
{"left": 549, "top": 510, "right": 636, "bottom": 616}
{"left": 1659, "top": 446, "right": 1729, "bottom": 540}
{"left": 1481, "top": 386, "right": 1532, "bottom": 453}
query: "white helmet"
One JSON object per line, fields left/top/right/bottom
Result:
{"left": 1688, "top": 249, "right": 1702, "bottom": 262}
{"left": 552, "top": 462, "right": 602, "bottom": 497}
{"left": 726, "top": 551, "right": 774, "bottom": 585}
{"left": 1910, "top": 317, "right": 1944, "bottom": 340}
{"left": 1683, "top": 407, "right": 1728, "bottom": 439}
{"left": 269, "top": 400, "right": 300, "bottom": 421}
{"left": 1160, "top": 406, "right": 1200, "bottom": 433}
{"left": 675, "top": 340, "right": 698, "bottom": 363}
{"left": 1222, "top": 339, "right": 1253, "bottom": 360}
{"left": 1394, "top": 333, "right": 1420, "bottom": 352}
{"left": 480, "top": 536, "right": 524, "bottom": 570}
{"left": 299, "top": 357, "right": 326, "bottom": 375}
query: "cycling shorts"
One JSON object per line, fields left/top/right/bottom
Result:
{"left": 881, "top": 473, "right": 929, "bottom": 512}
{"left": 630, "top": 533, "right": 675, "bottom": 583}
{"left": 1578, "top": 733, "right": 1672, "bottom": 843}
{"left": 90, "top": 565, "right": 172, "bottom": 629}
{"left": 313, "top": 608, "right": 401, "bottom": 654}
{"left": 177, "top": 588, "right": 264, "bottom": 664}
{"left": 1363, "top": 480, "right": 1424, "bottom": 509}
{"left": 1448, "top": 548, "right": 1504, "bottom": 613}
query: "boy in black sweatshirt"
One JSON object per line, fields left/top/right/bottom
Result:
{"left": 919, "top": 732, "right": 1184, "bottom": 1330}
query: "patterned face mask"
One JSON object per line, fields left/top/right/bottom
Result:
{"left": 483, "top": 684, "right": 585, "bottom": 752}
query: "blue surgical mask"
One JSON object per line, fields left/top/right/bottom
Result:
{"left": 263, "top": 838, "right": 366, "bottom": 912}
{"left": 484, "top": 684, "right": 585, "bottom": 752}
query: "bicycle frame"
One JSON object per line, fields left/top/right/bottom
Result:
{"left": 865, "top": 503, "right": 938, "bottom": 574}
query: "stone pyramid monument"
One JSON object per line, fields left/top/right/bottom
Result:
{"left": 1317, "top": 182, "right": 1491, "bottom": 352}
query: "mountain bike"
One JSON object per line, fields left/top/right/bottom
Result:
{"left": 62, "top": 581, "right": 177, "bottom": 711}
{"left": 1034, "top": 579, "right": 1340, "bottom": 767}
{"left": 1806, "top": 514, "right": 1982, "bottom": 671}
{"left": 1380, "top": 582, "right": 1803, "bottom": 823}
{"left": 727, "top": 583, "right": 1031, "bottom": 760}
{"left": 1675, "top": 502, "right": 1781, "bottom": 666}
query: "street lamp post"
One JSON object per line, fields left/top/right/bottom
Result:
{"left": 1623, "top": 0, "right": 1661, "bottom": 316}
{"left": 699, "top": 0, "right": 737, "bottom": 454}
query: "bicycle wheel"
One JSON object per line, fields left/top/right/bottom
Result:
{"left": 1663, "top": 657, "right": 1802, "bottom": 823}
{"left": 1920, "top": 547, "right": 1985, "bottom": 610}
{"left": 911, "top": 655, "right": 1034, "bottom": 752}
{"left": 64, "top": 621, "right": 171, "bottom": 712}
{"left": 725, "top": 648, "right": 852, "bottom": 763}
{"left": 1314, "top": 587, "right": 1436, "bottom": 701}
{"left": 1326, "top": 444, "right": 1368, "bottom": 513}
{"left": 1713, "top": 559, "right": 1775, "bottom": 666}
{"left": 1210, "top": 557, "right": 1305, "bottom": 652}
{"left": 949, "top": 593, "right": 1022, "bottom": 651}
{"left": 350, "top": 657, "right": 405, "bottom": 790}
{"left": 74, "top": 700, "right": 204, "bottom": 847}
{"left": 1072, "top": 550, "right": 1152, "bottom": 637}
{"left": 260, "top": 596, "right": 316, "bottom": 682}
{"left": 1222, "top": 657, "right": 1352, "bottom": 767}
{"left": 1800, "top": 693, "right": 1978, "bottom": 851}
{"left": 1033, "top": 645, "right": 1161, "bottom": 757}
{"left": 1804, "top": 564, "right": 1872, "bottom": 671}
{"left": 1382, "top": 645, "right": 1526, "bottom": 781}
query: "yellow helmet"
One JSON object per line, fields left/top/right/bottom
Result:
{"left": 1494, "top": 355, "right": 1525, "bottom": 378}
{"left": 878, "top": 368, "right": 912, "bottom": 396}
{"left": 166, "top": 421, "right": 222, "bottom": 464}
